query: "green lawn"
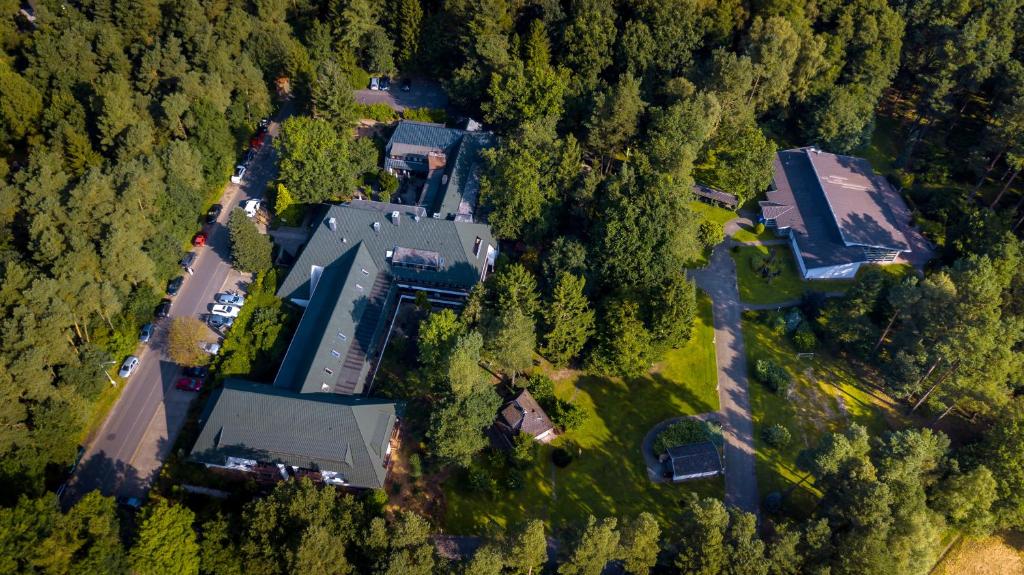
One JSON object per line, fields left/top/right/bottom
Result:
{"left": 732, "top": 245, "right": 861, "bottom": 304}
{"left": 443, "top": 292, "right": 722, "bottom": 536}
{"left": 731, "top": 223, "right": 776, "bottom": 244}
{"left": 743, "top": 317, "right": 900, "bottom": 516}
{"left": 687, "top": 201, "right": 736, "bottom": 267}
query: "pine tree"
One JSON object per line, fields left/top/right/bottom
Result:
{"left": 542, "top": 273, "right": 595, "bottom": 366}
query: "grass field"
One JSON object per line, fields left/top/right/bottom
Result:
{"left": 932, "top": 533, "right": 1024, "bottom": 575}
{"left": 443, "top": 292, "right": 721, "bottom": 536}
{"left": 743, "top": 316, "right": 900, "bottom": 515}
{"left": 688, "top": 201, "right": 736, "bottom": 268}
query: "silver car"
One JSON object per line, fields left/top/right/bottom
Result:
{"left": 215, "top": 293, "right": 245, "bottom": 306}
{"left": 118, "top": 356, "right": 139, "bottom": 378}
{"left": 139, "top": 323, "right": 154, "bottom": 343}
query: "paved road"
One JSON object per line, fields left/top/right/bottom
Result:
{"left": 691, "top": 232, "right": 761, "bottom": 516}
{"left": 62, "top": 115, "right": 286, "bottom": 506}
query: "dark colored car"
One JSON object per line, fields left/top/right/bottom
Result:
{"left": 138, "top": 323, "right": 154, "bottom": 343}
{"left": 380, "top": 76, "right": 391, "bottom": 91}
{"left": 175, "top": 377, "right": 203, "bottom": 392}
{"left": 167, "top": 276, "right": 183, "bottom": 296}
{"left": 184, "top": 365, "right": 209, "bottom": 379}
{"left": 206, "top": 204, "right": 223, "bottom": 224}
{"left": 155, "top": 299, "right": 171, "bottom": 319}
{"left": 180, "top": 251, "right": 196, "bottom": 269}
{"left": 401, "top": 78, "right": 411, "bottom": 92}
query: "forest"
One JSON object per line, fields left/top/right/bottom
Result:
{"left": 1, "top": 0, "right": 1023, "bottom": 573}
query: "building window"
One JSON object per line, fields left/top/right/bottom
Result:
{"left": 361, "top": 268, "right": 369, "bottom": 275}
{"left": 331, "top": 349, "right": 341, "bottom": 358}
{"left": 325, "top": 368, "right": 334, "bottom": 375}
{"left": 337, "top": 332, "right": 347, "bottom": 341}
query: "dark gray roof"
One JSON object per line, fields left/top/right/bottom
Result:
{"left": 190, "top": 380, "right": 397, "bottom": 488}
{"left": 275, "top": 201, "right": 495, "bottom": 395}
{"left": 386, "top": 121, "right": 463, "bottom": 157}
{"left": 693, "top": 184, "right": 739, "bottom": 208}
{"left": 804, "top": 150, "right": 911, "bottom": 251}
{"left": 499, "top": 389, "right": 554, "bottom": 438}
{"left": 667, "top": 441, "right": 722, "bottom": 477}
{"left": 763, "top": 149, "right": 911, "bottom": 269}
{"left": 433, "top": 133, "right": 494, "bottom": 220}
{"left": 274, "top": 243, "right": 390, "bottom": 395}
{"left": 279, "top": 202, "right": 494, "bottom": 302}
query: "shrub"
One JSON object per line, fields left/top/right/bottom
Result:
{"left": 551, "top": 399, "right": 588, "bottom": 432}
{"left": 754, "top": 359, "right": 791, "bottom": 394}
{"left": 526, "top": 373, "right": 555, "bottom": 398}
{"left": 551, "top": 448, "right": 573, "bottom": 468}
{"left": 754, "top": 222, "right": 766, "bottom": 235}
{"left": 505, "top": 471, "right": 523, "bottom": 491}
{"left": 762, "top": 424, "right": 792, "bottom": 448}
{"left": 698, "top": 218, "right": 725, "bottom": 248}
{"left": 378, "top": 170, "right": 399, "bottom": 198}
{"left": 358, "top": 103, "right": 399, "bottom": 122}
{"left": 403, "top": 107, "right": 447, "bottom": 124}
{"left": 408, "top": 453, "right": 423, "bottom": 479}
{"left": 228, "top": 208, "right": 273, "bottom": 272}
{"left": 510, "top": 433, "right": 537, "bottom": 469}
{"left": 653, "top": 419, "right": 707, "bottom": 454}
{"left": 364, "top": 489, "right": 388, "bottom": 513}
{"left": 792, "top": 324, "right": 818, "bottom": 352}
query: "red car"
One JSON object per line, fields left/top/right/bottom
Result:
{"left": 250, "top": 129, "right": 267, "bottom": 151}
{"left": 192, "top": 231, "right": 207, "bottom": 247}
{"left": 175, "top": 377, "right": 203, "bottom": 392}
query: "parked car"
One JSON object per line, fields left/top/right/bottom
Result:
{"left": 118, "top": 496, "right": 143, "bottom": 510}
{"left": 259, "top": 117, "right": 270, "bottom": 129}
{"left": 118, "top": 356, "right": 139, "bottom": 378}
{"left": 380, "top": 76, "right": 390, "bottom": 91}
{"left": 192, "top": 231, "right": 207, "bottom": 247}
{"left": 369, "top": 77, "right": 380, "bottom": 90}
{"left": 206, "top": 314, "right": 234, "bottom": 330}
{"left": 184, "top": 365, "right": 209, "bottom": 379}
{"left": 167, "top": 276, "right": 184, "bottom": 296}
{"left": 230, "top": 165, "right": 246, "bottom": 184}
{"left": 155, "top": 299, "right": 171, "bottom": 319}
{"left": 175, "top": 377, "right": 203, "bottom": 392}
{"left": 180, "top": 251, "right": 196, "bottom": 269}
{"left": 241, "top": 198, "right": 262, "bottom": 218}
{"left": 200, "top": 341, "right": 221, "bottom": 354}
{"left": 401, "top": 78, "right": 411, "bottom": 92}
{"left": 139, "top": 323, "right": 154, "bottom": 343}
{"left": 206, "top": 204, "right": 223, "bottom": 224}
{"left": 245, "top": 148, "right": 256, "bottom": 164}
{"left": 250, "top": 129, "right": 267, "bottom": 151}
{"left": 215, "top": 292, "right": 245, "bottom": 306}
{"left": 210, "top": 304, "right": 241, "bottom": 318}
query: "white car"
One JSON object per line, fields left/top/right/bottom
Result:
{"left": 230, "top": 165, "right": 246, "bottom": 184}
{"left": 215, "top": 293, "right": 245, "bottom": 306}
{"left": 369, "top": 77, "right": 380, "bottom": 90}
{"left": 118, "top": 356, "right": 139, "bottom": 378}
{"left": 210, "top": 304, "right": 241, "bottom": 318}
{"left": 200, "top": 341, "right": 221, "bottom": 354}
{"left": 241, "top": 198, "right": 261, "bottom": 218}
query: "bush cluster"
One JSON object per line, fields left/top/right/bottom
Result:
{"left": 653, "top": 419, "right": 708, "bottom": 454}
{"left": 754, "top": 359, "right": 791, "bottom": 394}
{"left": 762, "top": 424, "right": 792, "bottom": 447}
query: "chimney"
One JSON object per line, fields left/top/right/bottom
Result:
{"left": 391, "top": 210, "right": 400, "bottom": 225}
{"left": 326, "top": 217, "right": 336, "bottom": 231}
{"left": 372, "top": 221, "right": 381, "bottom": 233}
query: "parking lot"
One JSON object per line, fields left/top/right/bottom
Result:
{"left": 354, "top": 77, "right": 449, "bottom": 111}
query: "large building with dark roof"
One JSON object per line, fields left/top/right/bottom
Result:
{"left": 191, "top": 380, "right": 397, "bottom": 488}
{"left": 190, "top": 121, "right": 497, "bottom": 489}
{"left": 760, "top": 147, "right": 931, "bottom": 279}
{"left": 275, "top": 200, "right": 496, "bottom": 396}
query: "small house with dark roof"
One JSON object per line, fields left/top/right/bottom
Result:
{"left": 760, "top": 147, "right": 931, "bottom": 279}
{"left": 667, "top": 442, "right": 723, "bottom": 482}
{"left": 383, "top": 120, "right": 494, "bottom": 222}
{"left": 693, "top": 183, "right": 739, "bottom": 209}
{"left": 190, "top": 380, "right": 398, "bottom": 488}
{"left": 496, "top": 390, "right": 556, "bottom": 444}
